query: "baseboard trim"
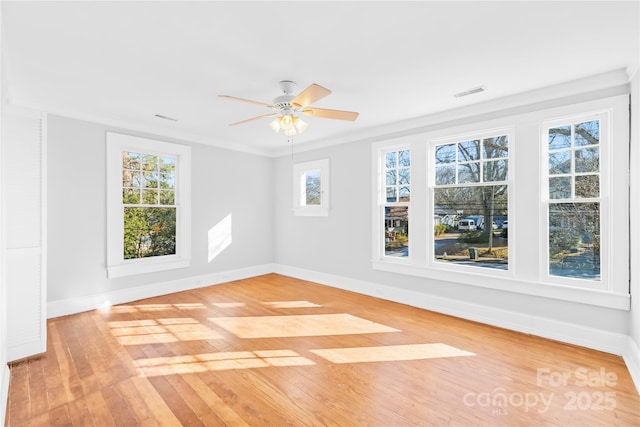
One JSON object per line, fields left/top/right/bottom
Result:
{"left": 1, "top": 363, "right": 9, "bottom": 426}
{"left": 47, "top": 263, "right": 276, "bottom": 318}
{"left": 273, "top": 264, "right": 629, "bottom": 356}
{"left": 623, "top": 336, "right": 640, "bottom": 394}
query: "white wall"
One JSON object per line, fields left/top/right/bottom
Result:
{"left": 628, "top": 68, "right": 640, "bottom": 390}
{"left": 274, "top": 84, "right": 633, "bottom": 355}
{"left": 47, "top": 115, "right": 274, "bottom": 310}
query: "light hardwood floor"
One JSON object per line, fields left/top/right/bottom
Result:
{"left": 6, "top": 274, "right": 640, "bottom": 426}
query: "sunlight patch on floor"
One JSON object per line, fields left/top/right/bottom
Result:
{"left": 310, "top": 343, "right": 475, "bottom": 364}
{"left": 109, "top": 317, "right": 224, "bottom": 345}
{"left": 135, "top": 349, "right": 315, "bottom": 376}
{"left": 209, "top": 313, "right": 400, "bottom": 338}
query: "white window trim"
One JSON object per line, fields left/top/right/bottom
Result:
{"left": 372, "top": 141, "right": 414, "bottom": 264}
{"left": 106, "top": 132, "right": 191, "bottom": 278}
{"left": 426, "top": 128, "right": 514, "bottom": 278}
{"left": 539, "top": 110, "right": 611, "bottom": 291}
{"left": 293, "top": 159, "right": 330, "bottom": 216}
{"left": 371, "top": 94, "right": 630, "bottom": 311}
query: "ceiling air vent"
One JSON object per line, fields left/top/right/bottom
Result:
{"left": 454, "top": 86, "right": 486, "bottom": 98}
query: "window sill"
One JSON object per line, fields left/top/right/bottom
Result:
{"left": 107, "top": 257, "right": 191, "bottom": 278}
{"left": 371, "top": 260, "right": 630, "bottom": 310}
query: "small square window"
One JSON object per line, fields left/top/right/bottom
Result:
{"left": 293, "top": 159, "right": 330, "bottom": 216}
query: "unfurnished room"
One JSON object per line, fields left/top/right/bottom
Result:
{"left": 1, "top": 1, "right": 639, "bottom": 426}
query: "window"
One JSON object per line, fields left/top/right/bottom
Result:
{"left": 372, "top": 94, "right": 628, "bottom": 309}
{"left": 543, "top": 115, "right": 605, "bottom": 285}
{"left": 382, "top": 148, "right": 410, "bottom": 258}
{"left": 107, "top": 132, "right": 191, "bottom": 278}
{"left": 431, "top": 133, "right": 510, "bottom": 270}
{"left": 293, "top": 159, "right": 330, "bottom": 216}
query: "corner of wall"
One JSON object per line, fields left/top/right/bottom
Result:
{"left": 624, "top": 336, "right": 640, "bottom": 395}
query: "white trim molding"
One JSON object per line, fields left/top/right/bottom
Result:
{"left": 47, "top": 264, "right": 275, "bottom": 319}
{"left": 273, "top": 264, "right": 630, "bottom": 356}
{"left": 624, "top": 337, "right": 640, "bottom": 394}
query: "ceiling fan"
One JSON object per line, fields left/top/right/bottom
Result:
{"left": 218, "top": 80, "right": 359, "bottom": 137}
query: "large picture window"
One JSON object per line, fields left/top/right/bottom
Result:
{"left": 107, "top": 132, "right": 191, "bottom": 278}
{"left": 431, "top": 133, "right": 510, "bottom": 270}
{"left": 544, "top": 116, "right": 603, "bottom": 283}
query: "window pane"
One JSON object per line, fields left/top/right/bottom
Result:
{"left": 399, "top": 186, "right": 410, "bottom": 202}
{"left": 123, "top": 188, "right": 140, "bottom": 204}
{"left": 142, "top": 154, "right": 158, "bottom": 171}
{"left": 575, "top": 147, "right": 599, "bottom": 173}
{"left": 575, "top": 175, "right": 599, "bottom": 198}
{"left": 435, "top": 144, "right": 456, "bottom": 164}
{"left": 386, "top": 170, "right": 396, "bottom": 186}
{"left": 549, "top": 126, "right": 572, "bottom": 149}
{"left": 549, "top": 177, "right": 572, "bottom": 199}
{"left": 143, "top": 171, "right": 158, "bottom": 188}
{"left": 434, "top": 185, "right": 508, "bottom": 270}
{"left": 385, "top": 152, "right": 397, "bottom": 169}
{"left": 548, "top": 202, "right": 600, "bottom": 280}
{"left": 458, "top": 140, "right": 480, "bottom": 162}
{"left": 398, "top": 167, "right": 410, "bottom": 185}
{"left": 386, "top": 187, "right": 397, "bottom": 202}
{"left": 575, "top": 120, "right": 599, "bottom": 147}
{"left": 123, "top": 152, "right": 140, "bottom": 170}
{"left": 142, "top": 189, "right": 158, "bottom": 204}
{"left": 385, "top": 206, "right": 408, "bottom": 257}
{"left": 483, "top": 135, "right": 508, "bottom": 159}
{"left": 305, "top": 169, "right": 321, "bottom": 205}
{"left": 159, "top": 190, "right": 175, "bottom": 205}
{"left": 124, "top": 207, "right": 176, "bottom": 259}
{"left": 458, "top": 163, "right": 480, "bottom": 183}
{"left": 549, "top": 151, "right": 571, "bottom": 175}
{"left": 398, "top": 150, "right": 410, "bottom": 166}
{"left": 435, "top": 165, "right": 456, "bottom": 185}
{"left": 123, "top": 170, "right": 141, "bottom": 188}
{"left": 483, "top": 159, "right": 508, "bottom": 182}
{"left": 159, "top": 173, "right": 175, "bottom": 189}
{"left": 159, "top": 156, "right": 176, "bottom": 173}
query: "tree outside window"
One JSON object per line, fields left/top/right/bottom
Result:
{"left": 433, "top": 134, "right": 509, "bottom": 269}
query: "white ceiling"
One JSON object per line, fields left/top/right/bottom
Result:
{"left": 3, "top": 1, "right": 638, "bottom": 156}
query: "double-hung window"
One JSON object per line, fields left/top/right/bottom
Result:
{"left": 431, "top": 131, "right": 510, "bottom": 271}
{"left": 542, "top": 114, "right": 606, "bottom": 286}
{"left": 107, "top": 132, "right": 191, "bottom": 278}
{"left": 381, "top": 147, "right": 411, "bottom": 258}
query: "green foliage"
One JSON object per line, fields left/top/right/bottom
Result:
{"left": 549, "top": 230, "right": 581, "bottom": 259}
{"left": 124, "top": 207, "right": 176, "bottom": 259}
{"left": 434, "top": 224, "right": 447, "bottom": 236}
{"left": 457, "top": 230, "right": 489, "bottom": 244}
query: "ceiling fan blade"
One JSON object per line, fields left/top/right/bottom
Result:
{"left": 302, "top": 107, "right": 359, "bottom": 121}
{"left": 229, "top": 113, "right": 277, "bottom": 126}
{"left": 291, "top": 84, "right": 332, "bottom": 108}
{"left": 218, "top": 95, "right": 274, "bottom": 108}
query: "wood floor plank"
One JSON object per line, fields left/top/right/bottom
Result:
{"left": 7, "top": 274, "right": 640, "bottom": 426}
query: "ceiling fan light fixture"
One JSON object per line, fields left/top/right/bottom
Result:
{"left": 270, "top": 114, "right": 307, "bottom": 136}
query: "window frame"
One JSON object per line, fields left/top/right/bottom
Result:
{"left": 540, "top": 111, "right": 610, "bottom": 290}
{"left": 427, "top": 128, "right": 514, "bottom": 276}
{"left": 371, "top": 94, "right": 629, "bottom": 310}
{"left": 373, "top": 142, "right": 413, "bottom": 264}
{"left": 106, "top": 132, "right": 191, "bottom": 278}
{"left": 292, "top": 159, "right": 330, "bottom": 216}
